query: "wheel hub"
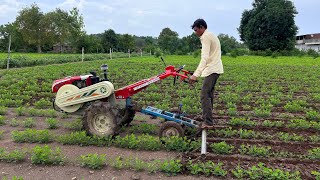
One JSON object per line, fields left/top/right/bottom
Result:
{"left": 92, "top": 114, "right": 113, "bottom": 133}
{"left": 163, "top": 127, "right": 179, "bottom": 137}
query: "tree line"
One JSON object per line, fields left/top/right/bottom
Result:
{"left": 0, "top": 0, "right": 307, "bottom": 56}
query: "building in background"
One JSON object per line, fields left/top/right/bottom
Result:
{"left": 295, "top": 33, "right": 320, "bottom": 51}
{"left": 52, "top": 43, "right": 73, "bottom": 53}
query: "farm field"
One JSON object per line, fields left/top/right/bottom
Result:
{"left": 0, "top": 55, "right": 320, "bottom": 179}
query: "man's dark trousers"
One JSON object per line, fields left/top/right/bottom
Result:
{"left": 200, "top": 73, "right": 220, "bottom": 126}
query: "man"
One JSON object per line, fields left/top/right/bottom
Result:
{"left": 189, "top": 19, "right": 224, "bottom": 128}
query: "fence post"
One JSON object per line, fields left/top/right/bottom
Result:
{"left": 7, "top": 35, "right": 11, "bottom": 69}
{"left": 81, "top": 47, "right": 84, "bottom": 62}
{"left": 140, "top": 49, "right": 142, "bottom": 57}
{"left": 128, "top": 49, "right": 131, "bottom": 58}
{"left": 149, "top": 50, "right": 151, "bottom": 56}
{"left": 109, "top": 48, "right": 112, "bottom": 59}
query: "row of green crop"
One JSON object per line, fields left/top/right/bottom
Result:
{"left": 1, "top": 146, "right": 307, "bottom": 179}
{"left": 211, "top": 127, "right": 320, "bottom": 143}
{"left": 0, "top": 56, "right": 319, "bottom": 117}
{"left": 7, "top": 129, "right": 320, "bottom": 160}
{"left": 0, "top": 52, "right": 149, "bottom": 69}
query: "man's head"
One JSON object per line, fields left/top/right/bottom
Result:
{"left": 191, "top": 19, "right": 207, "bottom": 37}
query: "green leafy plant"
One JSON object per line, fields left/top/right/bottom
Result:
{"left": 31, "top": 145, "right": 64, "bottom": 165}
{"left": 0, "top": 130, "right": 3, "bottom": 139}
{"left": 278, "top": 132, "right": 304, "bottom": 142}
{"left": 161, "top": 136, "right": 200, "bottom": 152}
{"left": 34, "top": 98, "right": 51, "bottom": 109}
{"left": 63, "top": 118, "right": 83, "bottom": 131}
{"left": 0, "top": 115, "right": 5, "bottom": 125}
{"left": 311, "top": 171, "right": 320, "bottom": 180}
{"left": 56, "top": 131, "right": 112, "bottom": 147}
{"left": 284, "top": 101, "right": 305, "bottom": 113}
{"left": 231, "top": 163, "right": 301, "bottom": 179}
{"left": 308, "top": 148, "right": 320, "bottom": 160}
{"left": 0, "top": 148, "right": 25, "bottom": 162}
{"left": 227, "top": 107, "right": 238, "bottom": 116}
{"left": 238, "top": 144, "right": 271, "bottom": 157}
{"left": 187, "top": 160, "right": 227, "bottom": 177}
{"left": 15, "top": 107, "right": 26, "bottom": 116}
{"left": 229, "top": 117, "right": 256, "bottom": 127}
{"left": 160, "top": 159, "right": 182, "bottom": 176}
{"left": 306, "top": 110, "right": 320, "bottom": 121}
{"left": 128, "top": 123, "right": 158, "bottom": 134}
{"left": 287, "top": 119, "right": 311, "bottom": 129}
{"left": 11, "top": 129, "right": 52, "bottom": 143}
{"left": 45, "top": 118, "right": 59, "bottom": 129}
{"left": 261, "top": 120, "right": 284, "bottom": 128}
{"left": 80, "top": 153, "right": 106, "bottom": 169}
{"left": 0, "top": 106, "right": 7, "bottom": 115}
{"left": 238, "top": 129, "right": 258, "bottom": 139}
{"left": 22, "top": 117, "right": 35, "bottom": 128}
{"left": 210, "top": 141, "right": 234, "bottom": 154}
{"left": 9, "top": 118, "right": 20, "bottom": 127}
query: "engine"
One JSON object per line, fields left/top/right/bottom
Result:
{"left": 52, "top": 73, "right": 100, "bottom": 93}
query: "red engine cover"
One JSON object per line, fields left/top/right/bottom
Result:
{"left": 52, "top": 75, "right": 92, "bottom": 93}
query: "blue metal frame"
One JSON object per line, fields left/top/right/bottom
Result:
{"left": 141, "top": 106, "right": 199, "bottom": 128}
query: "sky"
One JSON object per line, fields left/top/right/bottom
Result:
{"left": 0, "top": 0, "right": 319, "bottom": 41}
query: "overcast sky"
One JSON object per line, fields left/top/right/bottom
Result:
{"left": 0, "top": 0, "right": 318, "bottom": 40}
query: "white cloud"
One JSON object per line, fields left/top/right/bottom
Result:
{"left": 58, "top": 0, "right": 86, "bottom": 11}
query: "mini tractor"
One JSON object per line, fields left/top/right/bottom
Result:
{"left": 52, "top": 61, "right": 200, "bottom": 137}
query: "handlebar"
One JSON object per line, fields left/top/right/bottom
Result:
{"left": 173, "top": 65, "right": 197, "bottom": 85}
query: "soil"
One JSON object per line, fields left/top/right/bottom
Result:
{"left": 0, "top": 110, "right": 216, "bottom": 180}
{"left": 1, "top": 107, "right": 320, "bottom": 179}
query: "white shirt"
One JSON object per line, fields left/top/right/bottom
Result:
{"left": 193, "top": 30, "right": 224, "bottom": 77}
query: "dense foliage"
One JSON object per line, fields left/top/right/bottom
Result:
{"left": 238, "top": 0, "right": 298, "bottom": 51}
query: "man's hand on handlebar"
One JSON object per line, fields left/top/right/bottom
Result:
{"left": 189, "top": 75, "right": 197, "bottom": 84}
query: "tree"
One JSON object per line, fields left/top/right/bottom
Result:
{"left": 184, "top": 33, "right": 201, "bottom": 53}
{"left": 238, "top": 0, "right": 298, "bottom": 51}
{"left": 68, "top": 8, "right": 85, "bottom": 48}
{"left": 15, "top": 3, "right": 45, "bottom": 53}
{"left": 76, "top": 34, "right": 102, "bottom": 53}
{"left": 101, "top": 29, "right": 118, "bottom": 52}
{"left": 44, "top": 8, "right": 85, "bottom": 53}
{"left": 118, "top": 34, "right": 135, "bottom": 52}
{"left": 158, "top": 28, "right": 179, "bottom": 54}
{"left": 218, "top": 34, "right": 240, "bottom": 55}
{"left": 0, "top": 23, "right": 25, "bottom": 52}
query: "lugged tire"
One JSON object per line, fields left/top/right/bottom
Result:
{"left": 82, "top": 101, "right": 120, "bottom": 137}
{"left": 159, "top": 121, "right": 184, "bottom": 138}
